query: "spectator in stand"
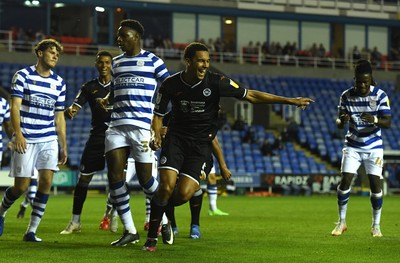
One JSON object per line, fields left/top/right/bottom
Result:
{"left": 371, "top": 47, "right": 382, "bottom": 67}
{"left": 309, "top": 43, "right": 318, "bottom": 57}
{"left": 260, "top": 138, "right": 274, "bottom": 156}
{"left": 352, "top": 46, "right": 361, "bottom": 60}
{"left": 269, "top": 41, "right": 277, "bottom": 56}
{"left": 273, "top": 134, "right": 285, "bottom": 151}
{"left": 318, "top": 44, "right": 326, "bottom": 58}
{"left": 286, "top": 117, "right": 299, "bottom": 142}
{"left": 282, "top": 41, "right": 292, "bottom": 56}
{"left": 242, "top": 127, "right": 256, "bottom": 144}
{"left": 143, "top": 34, "right": 155, "bottom": 49}
{"left": 261, "top": 41, "right": 269, "bottom": 56}
{"left": 206, "top": 38, "right": 215, "bottom": 52}
{"left": 35, "top": 30, "right": 45, "bottom": 44}
{"left": 232, "top": 115, "right": 246, "bottom": 131}
{"left": 214, "top": 37, "right": 225, "bottom": 53}
{"left": 275, "top": 42, "right": 283, "bottom": 55}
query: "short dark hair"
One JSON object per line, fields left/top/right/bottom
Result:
{"left": 96, "top": 50, "right": 113, "bottom": 60}
{"left": 120, "top": 19, "right": 144, "bottom": 37}
{"left": 354, "top": 59, "right": 372, "bottom": 75}
{"left": 34, "top": 39, "right": 63, "bottom": 56}
{"left": 184, "top": 42, "right": 209, "bottom": 60}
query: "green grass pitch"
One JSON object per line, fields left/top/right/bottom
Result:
{"left": 0, "top": 192, "right": 399, "bottom": 263}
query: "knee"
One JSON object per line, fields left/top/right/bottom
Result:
{"left": 157, "top": 183, "right": 174, "bottom": 200}
{"left": 12, "top": 185, "right": 27, "bottom": 196}
{"left": 339, "top": 173, "right": 353, "bottom": 190}
{"left": 78, "top": 175, "right": 92, "bottom": 184}
{"left": 176, "top": 188, "right": 193, "bottom": 203}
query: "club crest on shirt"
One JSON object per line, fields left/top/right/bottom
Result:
{"left": 137, "top": 60, "right": 144, "bottom": 67}
{"left": 160, "top": 156, "right": 167, "bottom": 165}
{"left": 203, "top": 88, "right": 211, "bottom": 97}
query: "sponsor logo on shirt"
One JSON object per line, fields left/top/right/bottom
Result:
{"left": 30, "top": 94, "right": 56, "bottom": 108}
{"left": 114, "top": 73, "right": 145, "bottom": 87}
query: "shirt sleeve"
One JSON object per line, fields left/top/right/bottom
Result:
{"left": 73, "top": 83, "right": 88, "bottom": 108}
{"left": 10, "top": 71, "right": 24, "bottom": 98}
{"left": 153, "top": 82, "right": 170, "bottom": 116}
{"left": 55, "top": 80, "right": 66, "bottom": 111}
{"left": 218, "top": 75, "right": 247, "bottom": 99}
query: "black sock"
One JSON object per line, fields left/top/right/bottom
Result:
{"left": 148, "top": 197, "right": 167, "bottom": 239}
{"left": 72, "top": 182, "right": 89, "bottom": 215}
{"left": 190, "top": 192, "right": 203, "bottom": 226}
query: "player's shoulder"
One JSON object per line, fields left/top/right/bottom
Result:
{"left": 163, "top": 71, "right": 181, "bottom": 84}
{"left": 82, "top": 78, "right": 99, "bottom": 88}
{"left": 15, "top": 65, "right": 34, "bottom": 77}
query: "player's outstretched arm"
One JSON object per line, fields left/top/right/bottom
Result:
{"left": 244, "top": 90, "right": 314, "bottom": 109}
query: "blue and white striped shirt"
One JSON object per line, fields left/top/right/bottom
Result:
{"left": 0, "top": 97, "right": 10, "bottom": 154}
{"left": 110, "top": 49, "right": 169, "bottom": 129}
{"left": 11, "top": 65, "right": 66, "bottom": 143}
{"left": 339, "top": 85, "right": 391, "bottom": 150}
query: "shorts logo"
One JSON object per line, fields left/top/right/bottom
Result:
{"left": 160, "top": 156, "right": 167, "bottom": 165}
{"left": 203, "top": 88, "right": 211, "bottom": 97}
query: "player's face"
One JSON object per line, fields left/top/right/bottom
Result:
{"left": 95, "top": 55, "right": 112, "bottom": 78}
{"left": 354, "top": 73, "right": 372, "bottom": 96}
{"left": 116, "top": 26, "right": 139, "bottom": 55}
{"left": 186, "top": 51, "right": 210, "bottom": 81}
{"left": 40, "top": 46, "right": 59, "bottom": 69}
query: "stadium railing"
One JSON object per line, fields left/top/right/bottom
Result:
{"left": 1, "top": 30, "right": 399, "bottom": 72}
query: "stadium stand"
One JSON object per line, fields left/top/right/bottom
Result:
{"left": 1, "top": 62, "right": 398, "bottom": 174}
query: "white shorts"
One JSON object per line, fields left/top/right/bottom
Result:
{"left": 341, "top": 147, "right": 383, "bottom": 178}
{"left": 105, "top": 125, "right": 154, "bottom": 163}
{"left": 210, "top": 166, "right": 215, "bottom": 174}
{"left": 10, "top": 140, "right": 59, "bottom": 178}
{"left": 125, "top": 156, "right": 158, "bottom": 182}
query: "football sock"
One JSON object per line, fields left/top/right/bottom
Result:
{"left": 0, "top": 187, "right": 19, "bottom": 217}
{"left": 72, "top": 179, "right": 89, "bottom": 216}
{"left": 22, "top": 179, "right": 38, "bottom": 208}
{"left": 337, "top": 187, "right": 351, "bottom": 222}
{"left": 104, "top": 192, "right": 113, "bottom": 217}
{"left": 166, "top": 205, "right": 176, "bottom": 228}
{"left": 207, "top": 184, "right": 217, "bottom": 211}
{"left": 370, "top": 190, "right": 383, "bottom": 226}
{"left": 110, "top": 181, "right": 137, "bottom": 234}
{"left": 145, "top": 196, "right": 151, "bottom": 223}
{"left": 148, "top": 196, "right": 167, "bottom": 239}
{"left": 190, "top": 189, "right": 203, "bottom": 226}
{"left": 26, "top": 191, "right": 49, "bottom": 233}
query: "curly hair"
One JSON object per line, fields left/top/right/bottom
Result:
{"left": 34, "top": 39, "right": 63, "bottom": 56}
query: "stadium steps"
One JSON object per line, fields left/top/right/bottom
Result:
{"left": 267, "top": 111, "right": 340, "bottom": 174}
{"left": 293, "top": 142, "right": 340, "bottom": 173}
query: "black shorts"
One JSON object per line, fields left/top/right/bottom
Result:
{"left": 79, "top": 134, "right": 106, "bottom": 174}
{"left": 159, "top": 133, "right": 213, "bottom": 183}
